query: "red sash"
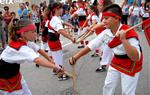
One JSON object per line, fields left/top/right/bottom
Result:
{"left": 108, "top": 24, "right": 143, "bottom": 76}
{"left": 0, "top": 72, "right": 22, "bottom": 92}
{"left": 48, "top": 40, "right": 62, "bottom": 51}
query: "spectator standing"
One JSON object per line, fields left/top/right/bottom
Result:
{"left": 0, "top": 11, "right": 6, "bottom": 49}
{"left": 3, "top": 6, "right": 12, "bottom": 44}
{"left": 121, "top": 0, "right": 130, "bottom": 24}
{"left": 31, "top": 4, "right": 40, "bottom": 41}
{"left": 129, "top": 1, "right": 142, "bottom": 27}
{"left": 18, "top": 3, "right": 30, "bottom": 20}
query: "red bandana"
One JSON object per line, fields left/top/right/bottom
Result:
{"left": 16, "top": 24, "right": 36, "bottom": 34}
{"left": 102, "top": 12, "right": 121, "bottom": 20}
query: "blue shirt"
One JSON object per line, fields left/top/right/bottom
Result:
{"left": 18, "top": 8, "right": 29, "bottom": 20}
{"left": 61, "top": 14, "right": 70, "bottom": 22}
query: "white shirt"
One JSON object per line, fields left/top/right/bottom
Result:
{"left": 140, "top": 7, "right": 150, "bottom": 18}
{"left": 0, "top": 41, "right": 40, "bottom": 64}
{"left": 48, "top": 16, "right": 64, "bottom": 33}
{"left": 87, "top": 14, "right": 99, "bottom": 25}
{"left": 87, "top": 26, "right": 141, "bottom": 58}
{"left": 122, "top": 4, "right": 129, "bottom": 15}
{"left": 74, "top": 8, "right": 86, "bottom": 16}
{"left": 129, "top": 6, "right": 141, "bottom": 16}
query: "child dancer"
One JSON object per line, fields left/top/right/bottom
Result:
{"left": 69, "top": 4, "right": 143, "bottom": 95}
{"left": 0, "top": 19, "right": 64, "bottom": 95}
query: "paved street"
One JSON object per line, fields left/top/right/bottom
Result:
{"left": 21, "top": 31, "right": 150, "bottom": 95}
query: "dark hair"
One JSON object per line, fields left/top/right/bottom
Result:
{"left": 9, "top": 19, "right": 33, "bottom": 41}
{"left": 48, "top": 2, "right": 63, "bottom": 20}
{"left": 11, "top": 12, "right": 16, "bottom": 15}
{"left": 96, "top": 0, "right": 112, "bottom": 7}
{"left": 145, "top": 1, "right": 150, "bottom": 11}
{"left": 0, "top": 11, "right": 2, "bottom": 15}
{"left": 31, "top": 4, "right": 36, "bottom": 9}
{"left": 102, "top": 4, "right": 122, "bottom": 19}
{"left": 42, "top": 6, "right": 47, "bottom": 11}
{"left": 103, "top": 0, "right": 112, "bottom": 7}
{"left": 4, "top": 6, "right": 9, "bottom": 10}
{"left": 89, "top": 5, "right": 98, "bottom": 13}
{"left": 25, "top": 1, "right": 29, "bottom": 6}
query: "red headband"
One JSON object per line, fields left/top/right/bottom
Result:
{"left": 16, "top": 24, "right": 36, "bottom": 34}
{"left": 102, "top": 12, "right": 121, "bottom": 20}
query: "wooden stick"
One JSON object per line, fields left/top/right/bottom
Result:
{"left": 64, "top": 71, "right": 74, "bottom": 78}
{"left": 124, "top": 21, "right": 143, "bottom": 33}
{"left": 77, "top": 21, "right": 147, "bottom": 43}
{"left": 123, "top": 18, "right": 150, "bottom": 34}
{"left": 76, "top": 30, "right": 93, "bottom": 44}
{"left": 77, "top": 32, "right": 87, "bottom": 40}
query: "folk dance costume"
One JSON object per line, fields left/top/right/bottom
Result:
{"left": 87, "top": 23, "right": 142, "bottom": 95}
{"left": 47, "top": 16, "right": 63, "bottom": 67}
{"left": 0, "top": 40, "right": 41, "bottom": 95}
{"left": 47, "top": 16, "right": 70, "bottom": 80}
{"left": 72, "top": 2, "right": 87, "bottom": 48}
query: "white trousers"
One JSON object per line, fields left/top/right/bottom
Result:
{"left": 51, "top": 50, "right": 63, "bottom": 66}
{"left": 103, "top": 66, "right": 140, "bottom": 95}
{"left": 100, "top": 45, "right": 113, "bottom": 66}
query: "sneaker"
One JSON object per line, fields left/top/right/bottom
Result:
{"left": 78, "top": 45, "right": 84, "bottom": 48}
{"left": 58, "top": 75, "right": 70, "bottom": 81}
{"left": 91, "top": 53, "right": 99, "bottom": 57}
{"left": 95, "top": 65, "right": 106, "bottom": 72}
{"left": 35, "top": 64, "right": 40, "bottom": 68}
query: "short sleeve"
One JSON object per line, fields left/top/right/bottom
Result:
{"left": 74, "top": 8, "right": 86, "bottom": 16}
{"left": 27, "top": 41, "right": 40, "bottom": 52}
{"left": 50, "top": 16, "right": 64, "bottom": 31}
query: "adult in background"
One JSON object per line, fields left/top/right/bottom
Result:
{"left": 3, "top": 6, "right": 12, "bottom": 44}
{"left": 121, "top": 0, "right": 130, "bottom": 25}
{"left": 18, "top": 3, "right": 30, "bottom": 20}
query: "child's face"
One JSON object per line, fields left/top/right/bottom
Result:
{"left": 11, "top": 13, "right": 16, "bottom": 17}
{"left": 58, "top": 8, "right": 63, "bottom": 16}
{"left": 87, "top": 7, "right": 93, "bottom": 14}
{"left": 65, "top": 10, "right": 69, "bottom": 14}
{"left": 102, "top": 16, "right": 117, "bottom": 29}
{"left": 23, "top": 30, "right": 37, "bottom": 41}
{"left": 97, "top": 4, "right": 103, "bottom": 12}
